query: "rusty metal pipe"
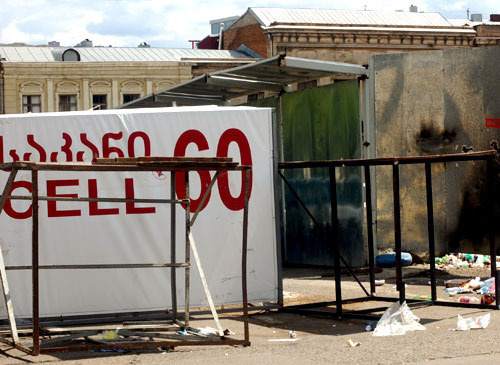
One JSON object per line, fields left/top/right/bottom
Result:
{"left": 392, "top": 163, "right": 404, "bottom": 304}
{"left": 170, "top": 171, "right": 177, "bottom": 322}
{"left": 364, "top": 165, "right": 376, "bottom": 295}
{"left": 31, "top": 170, "right": 40, "bottom": 356}
{"left": 425, "top": 163, "right": 437, "bottom": 301}
{"left": 242, "top": 168, "right": 250, "bottom": 345}
{"left": 329, "top": 166, "right": 343, "bottom": 317}
{"left": 184, "top": 171, "right": 190, "bottom": 329}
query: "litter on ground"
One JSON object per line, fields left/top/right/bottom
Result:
{"left": 346, "top": 339, "right": 360, "bottom": 347}
{"left": 455, "top": 313, "right": 490, "bottom": 331}
{"left": 372, "top": 301, "right": 426, "bottom": 337}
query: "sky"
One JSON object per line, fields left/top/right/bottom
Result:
{"left": 0, "top": 0, "right": 498, "bottom": 49}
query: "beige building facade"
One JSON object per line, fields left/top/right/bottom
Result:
{"left": 224, "top": 8, "right": 500, "bottom": 65}
{"left": 0, "top": 46, "right": 255, "bottom": 114}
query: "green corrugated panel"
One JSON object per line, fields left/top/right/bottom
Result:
{"left": 281, "top": 81, "right": 364, "bottom": 267}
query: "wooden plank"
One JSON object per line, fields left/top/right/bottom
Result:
{"left": 117, "top": 329, "right": 211, "bottom": 341}
{"left": 0, "top": 244, "right": 19, "bottom": 343}
{"left": 40, "top": 331, "right": 99, "bottom": 346}
{"left": 0, "top": 168, "right": 19, "bottom": 343}
{"left": 189, "top": 172, "right": 219, "bottom": 227}
{"left": 188, "top": 232, "right": 224, "bottom": 337}
{"left": 0, "top": 169, "right": 18, "bottom": 215}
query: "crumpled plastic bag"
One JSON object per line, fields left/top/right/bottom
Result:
{"left": 198, "top": 327, "right": 218, "bottom": 336}
{"left": 102, "top": 329, "right": 119, "bottom": 340}
{"left": 372, "top": 301, "right": 426, "bottom": 337}
{"left": 456, "top": 313, "right": 490, "bottom": 331}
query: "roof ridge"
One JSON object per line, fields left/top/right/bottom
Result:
{"left": 248, "top": 7, "right": 453, "bottom": 28}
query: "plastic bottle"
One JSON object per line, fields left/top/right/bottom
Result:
{"left": 458, "top": 296, "right": 479, "bottom": 303}
{"left": 445, "top": 287, "right": 460, "bottom": 295}
{"left": 481, "top": 294, "right": 495, "bottom": 305}
{"left": 479, "top": 277, "right": 495, "bottom": 294}
{"left": 412, "top": 295, "right": 432, "bottom": 300}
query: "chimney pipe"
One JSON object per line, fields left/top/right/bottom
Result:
{"left": 218, "top": 23, "right": 224, "bottom": 50}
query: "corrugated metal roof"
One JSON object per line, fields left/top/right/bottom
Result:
{"left": 0, "top": 47, "right": 54, "bottom": 62}
{"left": 0, "top": 46, "right": 254, "bottom": 63}
{"left": 249, "top": 7, "right": 456, "bottom": 28}
{"left": 447, "top": 18, "right": 483, "bottom": 27}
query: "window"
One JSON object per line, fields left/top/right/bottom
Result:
{"left": 59, "top": 95, "right": 77, "bottom": 111}
{"left": 123, "top": 94, "right": 140, "bottom": 104}
{"left": 22, "top": 95, "right": 41, "bottom": 113}
{"left": 92, "top": 94, "right": 107, "bottom": 110}
{"left": 62, "top": 49, "right": 81, "bottom": 61}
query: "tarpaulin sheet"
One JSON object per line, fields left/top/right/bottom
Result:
{"left": 0, "top": 106, "right": 278, "bottom": 317}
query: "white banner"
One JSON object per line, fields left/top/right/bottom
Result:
{"left": 0, "top": 106, "right": 277, "bottom": 317}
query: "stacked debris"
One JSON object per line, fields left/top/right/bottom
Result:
{"left": 444, "top": 276, "right": 496, "bottom": 304}
{"left": 435, "top": 253, "right": 498, "bottom": 269}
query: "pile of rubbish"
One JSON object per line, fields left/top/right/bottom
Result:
{"left": 444, "top": 276, "right": 496, "bottom": 304}
{"left": 436, "top": 253, "right": 499, "bottom": 269}
{"left": 362, "top": 301, "right": 491, "bottom": 339}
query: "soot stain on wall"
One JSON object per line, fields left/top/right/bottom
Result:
{"left": 415, "top": 121, "right": 457, "bottom": 154}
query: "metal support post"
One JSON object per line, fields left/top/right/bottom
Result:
{"left": 487, "top": 159, "right": 498, "bottom": 307}
{"left": 0, "top": 158, "right": 251, "bottom": 354}
{"left": 170, "top": 171, "right": 177, "bottom": 322}
{"left": 242, "top": 168, "right": 250, "bottom": 345}
{"left": 32, "top": 169, "right": 40, "bottom": 355}
{"left": 279, "top": 170, "right": 369, "bottom": 296}
{"left": 364, "top": 165, "right": 376, "bottom": 295}
{"left": 184, "top": 171, "right": 190, "bottom": 329}
{"left": 329, "top": 167, "right": 342, "bottom": 317}
{"left": 392, "top": 163, "right": 405, "bottom": 303}
{"left": 425, "top": 163, "right": 437, "bottom": 301}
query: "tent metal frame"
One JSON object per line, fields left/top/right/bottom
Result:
{"left": 0, "top": 157, "right": 252, "bottom": 355}
{"left": 279, "top": 150, "right": 499, "bottom": 319}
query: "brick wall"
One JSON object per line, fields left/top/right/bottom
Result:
{"left": 223, "top": 24, "right": 268, "bottom": 58}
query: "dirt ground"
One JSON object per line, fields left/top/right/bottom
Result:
{"left": 1, "top": 265, "right": 500, "bottom": 364}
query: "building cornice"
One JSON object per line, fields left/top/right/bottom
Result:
{"left": 262, "top": 25, "right": 475, "bottom": 35}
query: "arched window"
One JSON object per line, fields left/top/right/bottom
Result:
{"left": 62, "top": 49, "right": 81, "bottom": 62}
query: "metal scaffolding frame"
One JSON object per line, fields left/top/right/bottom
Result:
{"left": 0, "top": 157, "right": 252, "bottom": 355}
{"left": 119, "top": 54, "right": 367, "bottom": 108}
{"left": 279, "top": 150, "right": 499, "bottom": 320}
